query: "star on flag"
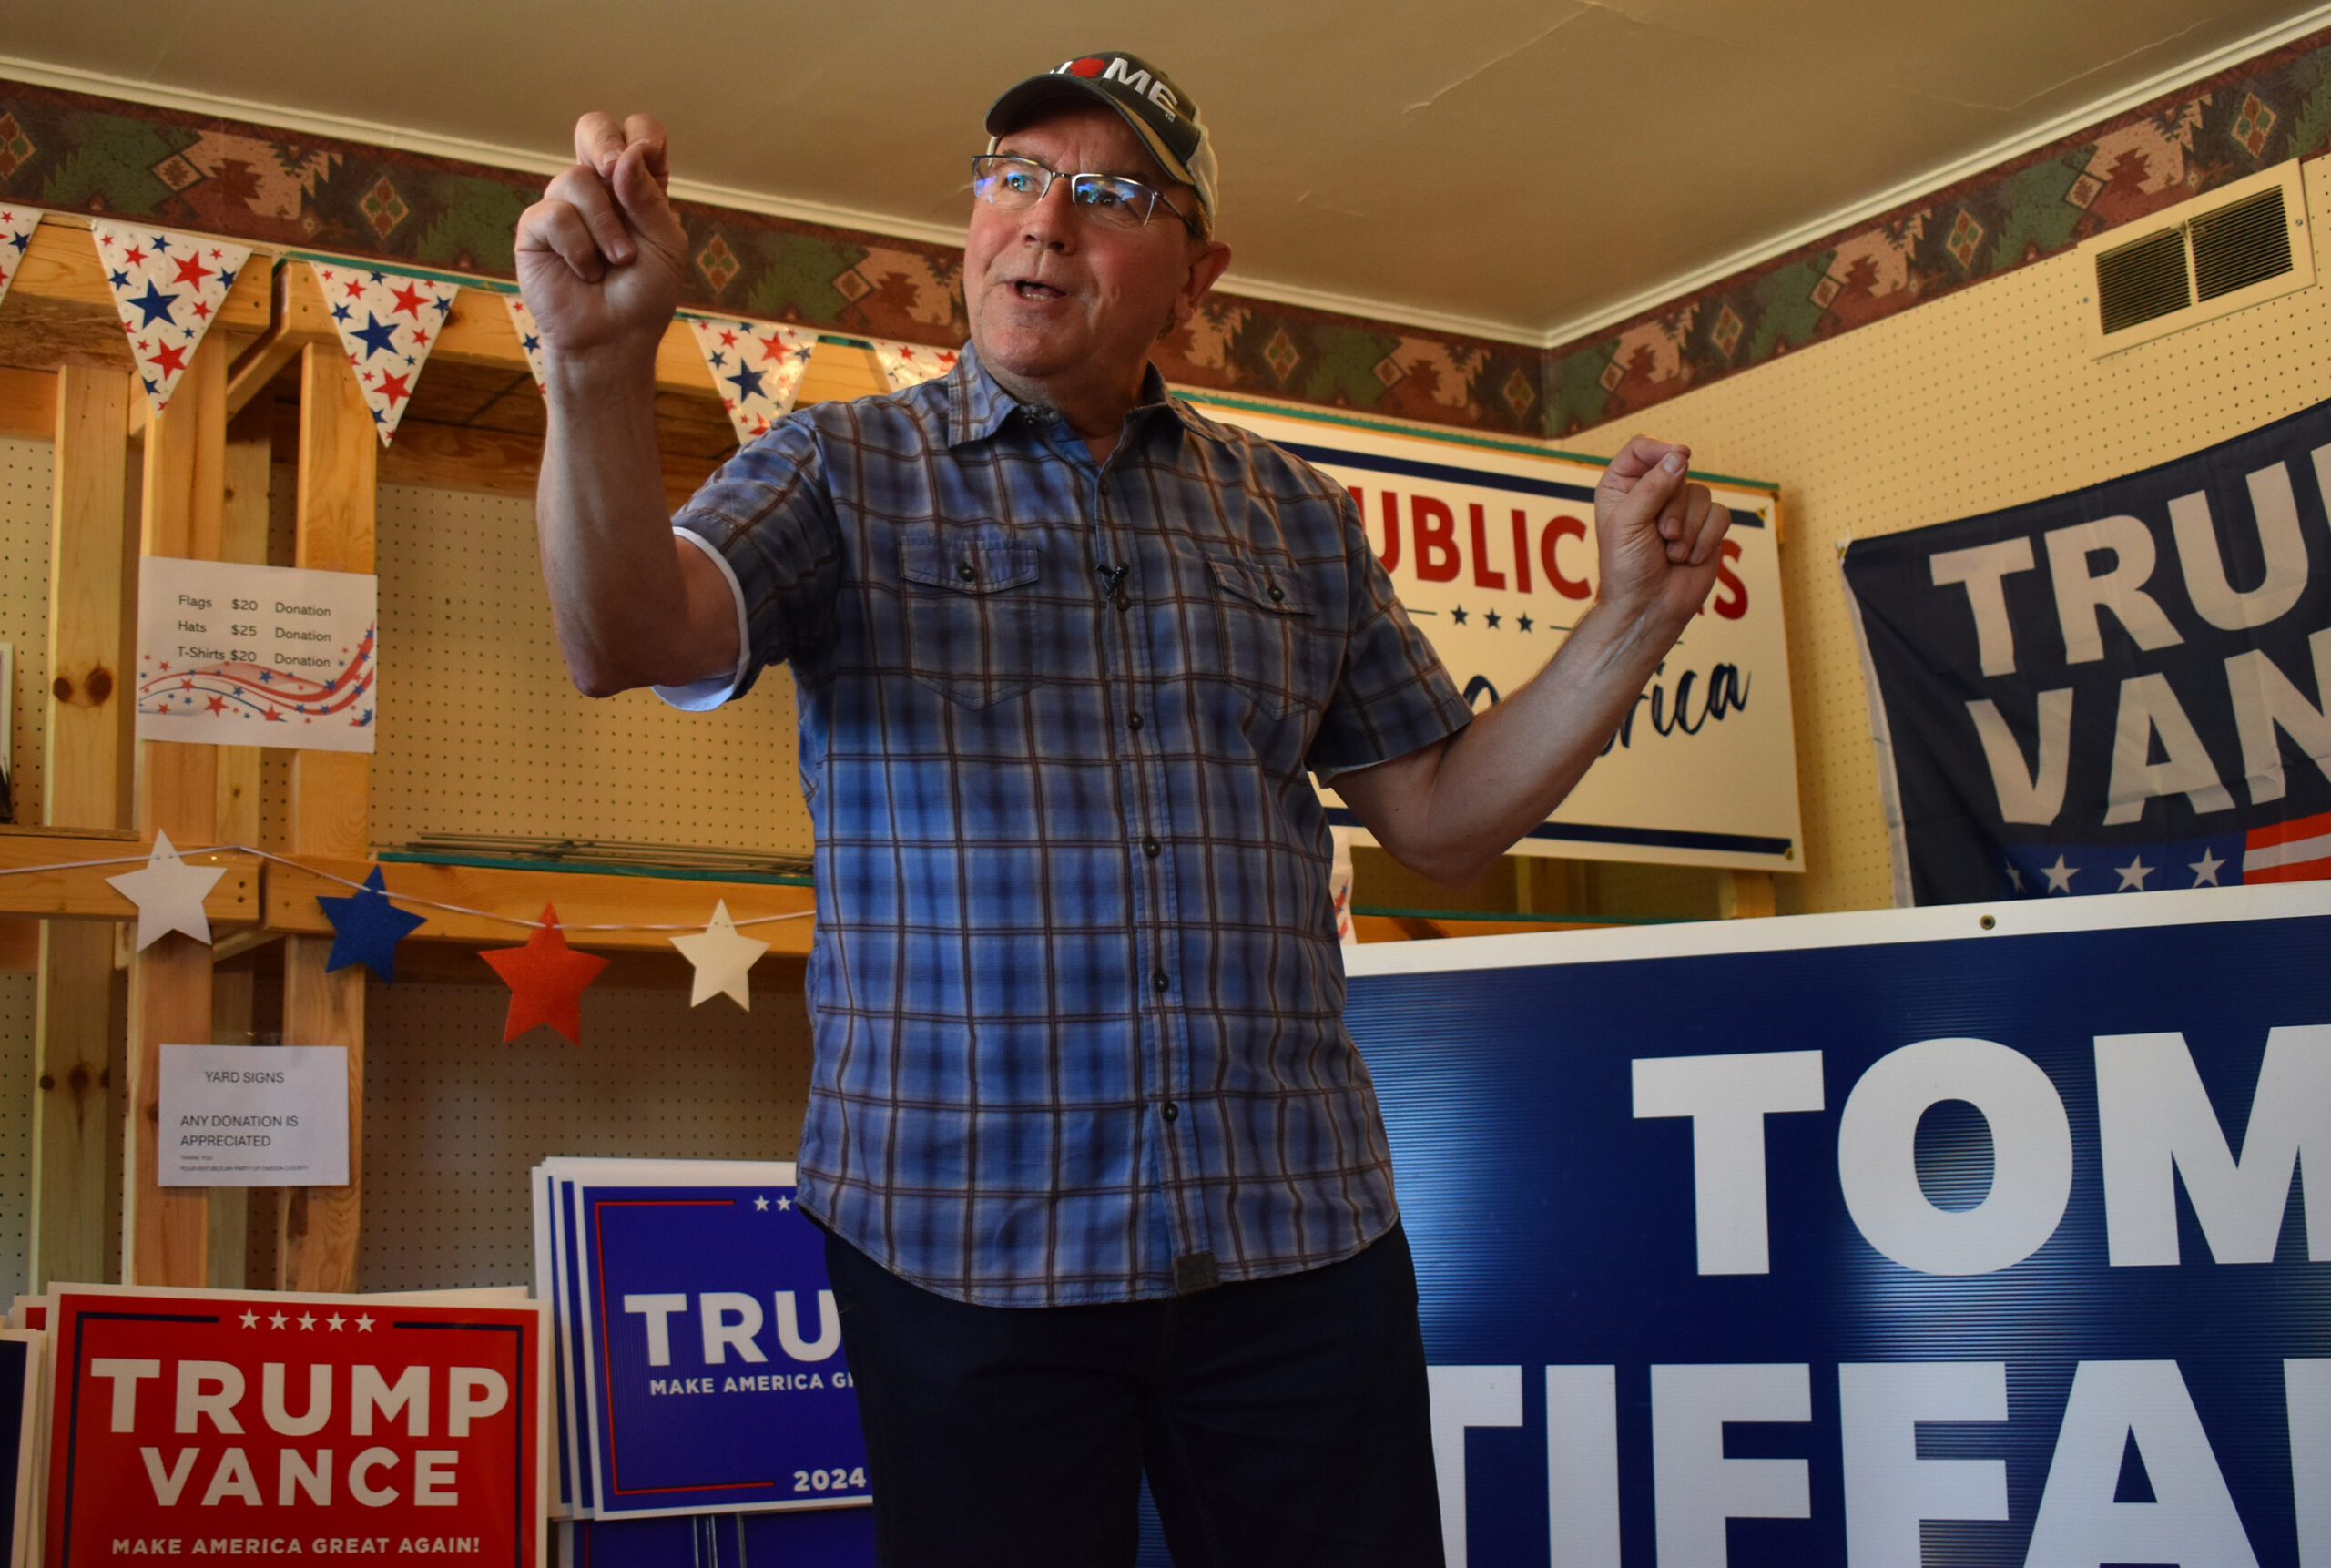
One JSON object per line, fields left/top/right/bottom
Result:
{"left": 0, "top": 206, "right": 46, "bottom": 315}
{"left": 313, "top": 263, "right": 459, "bottom": 443}
{"left": 92, "top": 223, "right": 252, "bottom": 414}
{"left": 684, "top": 315, "right": 815, "bottom": 443}
{"left": 504, "top": 293, "right": 548, "bottom": 391}
{"left": 875, "top": 339, "right": 960, "bottom": 392}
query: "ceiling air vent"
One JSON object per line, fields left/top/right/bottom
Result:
{"left": 2082, "top": 161, "right": 2313, "bottom": 357}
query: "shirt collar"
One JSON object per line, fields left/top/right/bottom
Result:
{"left": 944, "top": 343, "right": 1220, "bottom": 451}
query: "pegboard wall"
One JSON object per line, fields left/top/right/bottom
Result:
{"left": 0, "top": 972, "right": 33, "bottom": 1302}
{"left": 357, "top": 977, "right": 813, "bottom": 1293}
{"left": 370, "top": 484, "right": 812, "bottom": 856}
{"left": 0, "top": 436, "right": 54, "bottom": 829}
{"left": 1565, "top": 154, "right": 2331, "bottom": 914}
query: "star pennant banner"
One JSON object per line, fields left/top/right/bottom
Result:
{"left": 686, "top": 315, "right": 815, "bottom": 443}
{"left": 874, "top": 339, "right": 960, "bottom": 392}
{"left": 0, "top": 204, "right": 46, "bottom": 315}
{"left": 504, "top": 292, "right": 548, "bottom": 391}
{"left": 106, "top": 830, "right": 229, "bottom": 951}
{"left": 92, "top": 223, "right": 253, "bottom": 414}
{"left": 669, "top": 899, "right": 769, "bottom": 1010}
{"left": 312, "top": 261, "right": 458, "bottom": 443}
{"left": 481, "top": 904, "right": 611, "bottom": 1044}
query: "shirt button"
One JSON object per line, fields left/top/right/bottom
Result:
{"left": 1143, "top": 838, "right": 1161, "bottom": 858}
{"left": 956, "top": 562, "right": 976, "bottom": 582}
{"left": 1152, "top": 970, "right": 1169, "bottom": 993}
{"left": 1127, "top": 711, "right": 1143, "bottom": 731}
{"left": 1267, "top": 584, "right": 1285, "bottom": 603}
{"left": 1163, "top": 1101, "right": 1180, "bottom": 1123}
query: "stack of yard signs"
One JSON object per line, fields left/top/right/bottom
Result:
{"left": 534, "top": 1158, "right": 873, "bottom": 1565}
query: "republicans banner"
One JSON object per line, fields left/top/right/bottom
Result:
{"left": 1343, "top": 881, "right": 2331, "bottom": 1567}
{"left": 1843, "top": 396, "right": 2331, "bottom": 905}
{"left": 41, "top": 1284, "right": 546, "bottom": 1566}
{"left": 1185, "top": 392, "right": 1801, "bottom": 872}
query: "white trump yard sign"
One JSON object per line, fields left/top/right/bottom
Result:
{"left": 1187, "top": 392, "right": 1801, "bottom": 871}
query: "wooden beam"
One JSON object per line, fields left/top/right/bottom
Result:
{"left": 31, "top": 921, "right": 116, "bottom": 1290}
{"left": 0, "top": 828, "right": 258, "bottom": 921}
{"left": 429, "top": 282, "right": 715, "bottom": 398}
{"left": 278, "top": 341, "right": 376, "bottom": 1294}
{"left": 0, "top": 366, "right": 56, "bottom": 440}
{"left": 1717, "top": 871, "right": 1777, "bottom": 920}
{"left": 46, "top": 367, "right": 133, "bottom": 830}
{"left": 0, "top": 219, "right": 270, "bottom": 373}
{"left": 124, "top": 330, "right": 233, "bottom": 1288}
{"left": 264, "top": 856, "right": 816, "bottom": 954}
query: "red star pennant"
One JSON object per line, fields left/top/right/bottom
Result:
{"left": 480, "top": 903, "right": 610, "bottom": 1044}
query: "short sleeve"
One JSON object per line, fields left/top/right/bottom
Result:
{"left": 1307, "top": 486, "right": 1473, "bottom": 779}
{"left": 659, "top": 415, "right": 847, "bottom": 708}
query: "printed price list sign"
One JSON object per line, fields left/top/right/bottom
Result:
{"left": 136, "top": 555, "right": 378, "bottom": 752}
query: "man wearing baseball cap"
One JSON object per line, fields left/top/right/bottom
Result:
{"left": 520, "top": 49, "right": 1724, "bottom": 1567}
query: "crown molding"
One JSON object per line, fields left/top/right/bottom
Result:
{"left": 1531, "top": 2, "right": 2331, "bottom": 351}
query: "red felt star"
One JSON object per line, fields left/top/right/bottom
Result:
{"left": 480, "top": 904, "right": 609, "bottom": 1044}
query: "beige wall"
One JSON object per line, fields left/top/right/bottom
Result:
{"left": 1563, "top": 155, "right": 2331, "bottom": 913}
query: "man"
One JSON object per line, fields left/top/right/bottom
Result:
{"left": 518, "top": 51, "right": 1725, "bottom": 1567}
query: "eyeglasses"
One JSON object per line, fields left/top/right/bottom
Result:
{"left": 971, "top": 154, "right": 1201, "bottom": 236}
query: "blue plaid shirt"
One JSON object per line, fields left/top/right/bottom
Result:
{"left": 663, "top": 346, "right": 1471, "bottom": 1305}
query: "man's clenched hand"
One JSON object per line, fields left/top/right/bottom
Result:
{"left": 1593, "top": 434, "right": 1730, "bottom": 633}
{"left": 515, "top": 113, "right": 688, "bottom": 367}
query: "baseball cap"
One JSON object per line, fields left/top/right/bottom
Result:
{"left": 985, "top": 52, "right": 1219, "bottom": 225}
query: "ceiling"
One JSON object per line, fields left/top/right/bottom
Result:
{"left": 6, "top": 0, "right": 2323, "bottom": 343}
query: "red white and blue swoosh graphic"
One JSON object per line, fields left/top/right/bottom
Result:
{"left": 135, "top": 622, "right": 376, "bottom": 733}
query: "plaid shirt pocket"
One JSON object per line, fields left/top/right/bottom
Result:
{"left": 899, "top": 524, "right": 1043, "bottom": 708}
{"left": 1206, "top": 554, "right": 1317, "bottom": 718}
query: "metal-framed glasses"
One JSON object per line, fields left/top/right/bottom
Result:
{"left": 971, "top": 155, "right": 1199, "bottom": 235}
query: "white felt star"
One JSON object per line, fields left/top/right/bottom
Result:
{"left": 107, "top": 830, "right": 227, "bottom": 950}
{"left": 670, "top": 900, "right": 769, "bottom": 1010}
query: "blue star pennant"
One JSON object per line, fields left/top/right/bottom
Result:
{"left": 503, "top": 292, "right": 549, "bottom": 391}
{"left": 684, "top": 315, "right": 816, "bottom": 443}
{"left": 316, "top": 865, "right": 428, "bottom": 983}
{"left": 312, "top": 263, "right": 460, "bottom": 444}
{"left": 0, "top": 205, "right": 48, "bottom": 315}
{"left": 92, "top": 222, "right": 253, "bottom": 415}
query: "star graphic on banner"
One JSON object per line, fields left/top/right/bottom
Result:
{"left": 481, "top": 904, "right": 611, "bottom": 1044}
{"left": 777, "top": 1196, "right": 791, "bottom": 1211}
{"left": 148, "top": 341, "right": 188, "bottom": 379}
{"left": 2004, "top": 861, "right": 2025, "bottom": 893}
{"left": 317, "top": 865, "right": 428, "bottom": 983}
{"left": 2116, "top": 856, "right": 2154, "bottom": 891}
{"left": 170, "top": 254, "right": 212, "bottom": 289}
{"left": 376, "top": 370, "right": 413, "bottom": 410}
{"left": 727, "top": 361, "right": 769, "bottom": 402}
{"left": 148, "top": 232, "right": 172, "bottom": 252}
{"left": 1517, "top": 614, "right": 1533, "bottom": 633}
{"left": 754, "top": 1195, "right": 769, "bottom": 1211}
{"left": 327, "top": 1313, "right": 346, "bottom": 1331}
{"left": 350, "top": 310, "right": 402, "bottom": 360}
{"left": 671, "top": 900, "right": 769, "bottom": 1010}
{"left": 297, "top": 1312, "right": 318, "bottom": 1331}
{"left": 124, "top": 279, "right": 178, "bottom": 327}
{"left": 2041, "top": 854, "right": 2077, "bottom": 894}
{"left": 107, "top": 830, "right": 228, "bottom": 950}
{"left": 388, "top": 280, "right": 430, "bottom": 317}
{"left": 1484, "top": 609, "right": 1502, "bottom": 629}
{"left": 268, "top": 1311, "right": 289, "bottom": 1330}
{"left": 356, "top": 1314, "right": 375, "bottom": 1331}
{"left": 522, "top": 331, "right": 541, "bottom": 354}
{"left": 2190, "top": 847, "right": 2226, "bottom": 887}
{"left": 239, "top": 1310, "right": 260, "bottom": 1329}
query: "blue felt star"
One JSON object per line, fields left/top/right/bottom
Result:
{"left": 125, "top": 279, "right": 178, "bottom": 327}
{"left": 727, "top": 362, "right": 768, "bottom": 402}
{"left": 316, "top": 865, "right": 427, "bottom": 983}
{"left": 350, "top": 310, "right": 401, "bottom": 361}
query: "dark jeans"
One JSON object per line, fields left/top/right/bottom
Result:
{"left": 823, "top": 1221, "right": 1447, "bottom": 1568}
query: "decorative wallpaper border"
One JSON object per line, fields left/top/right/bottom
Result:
{"left": 5, "top": 27, "right": 2330, "bottom": 441}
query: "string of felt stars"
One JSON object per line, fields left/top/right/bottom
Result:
{"left": 0, "top": 836, "right": 807, "bottom": 1045}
